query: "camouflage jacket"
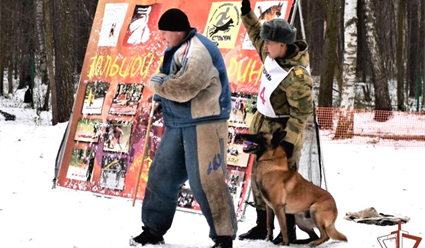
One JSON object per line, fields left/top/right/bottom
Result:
{"left": 242, "top": 10, "right": 313, "bottom": 150}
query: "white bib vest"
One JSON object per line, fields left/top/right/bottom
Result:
{"left": 257, "top": 56, "right": 292, "bottom": 118}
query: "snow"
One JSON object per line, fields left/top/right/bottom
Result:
{"left": 0, "top": 98, "right": 424, "bottom": 248}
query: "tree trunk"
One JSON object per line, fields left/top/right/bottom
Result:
{"left": 341, "top": 0, "right": 357, "bottom": 110}
{"left": 418, "top": 1, "right": 425, "bottom": 108}
{"left": 0, "top": 62, "right": 3, "bottom": 96}
{"left": 0, "top": 42, "right": 5, "bottom": 96}
{"left": 407, "top": 0, "right": 419, "bottom": 98}
{"left": 335, "top": 0, "right": 357, "bottom": 140}
{"left": 356, "top": 0, "right": 374, "bottom": 105}
{"left": 356, "top": 0, "right": 368, "bottom": 83}
{"left": 0, "top": 0, "right": 3, "bottom": 96}
{"left": 319, "top": 0, "right": 339, "bottom": 109}
{"left": 335, "top": 2, "right": 344, "bottom": 98}
{"left": 53, "top": 0, "right": 75, "bottom": 123}
{"left": 44, "top": 0, "right": 58, "bottom": 125}
{"left": 318, "top": 0, "right": 340, "bottom": 129}
{"left": 17, "top": 0, "right": 36, "bottom": 108}
{"left": 35, "top": 0, "right": 49, "bottom": 86}
{"left": 43, "top": 83, "right": 51, "bottom": 111}
{"left": 396, "top": 0, "right": 406, "bottom": 111}
{"left": 8, "top": 60, "right": 13, "bottom": 94}
{"left": 303, "top": 0, "right": 324, "bottom": 76}
{"left": 364, "top": 0, "right": 392, "bottom": 119}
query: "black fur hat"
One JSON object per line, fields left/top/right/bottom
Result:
{"left": 158, "top": 8, "right": 191, "bottom": 31}
{"left": 260, "top": 18, "right": 297, "bottom": 44}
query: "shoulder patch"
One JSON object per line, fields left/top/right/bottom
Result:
{"left": 295, "top": 69, "right": 303, "bottom": 76}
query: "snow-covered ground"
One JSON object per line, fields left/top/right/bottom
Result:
{"left": 0, "top": 101, "right": 424, "bottom": 248}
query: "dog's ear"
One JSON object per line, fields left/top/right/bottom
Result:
{"left": 271, "top": 130, "right": 286, "bottom": 148}
{"left": 271, "top": 130, "right": 280, "bottom": 148}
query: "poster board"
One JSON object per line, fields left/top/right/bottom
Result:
{"left": 56, "top": 0, "right": 294, "bottom": 218}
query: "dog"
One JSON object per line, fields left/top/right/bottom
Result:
{"left": 258, "top": 2, "right": 283, "bottom": 22}
{"left": 209, "top": 18, "right": 234, "bottom": 36}
{"left": 241, "top": 131, "right": 347, "bottom": 246}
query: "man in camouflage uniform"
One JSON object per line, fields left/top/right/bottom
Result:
{"left": 238, "top": 0, "right": 313, "bottom": 244}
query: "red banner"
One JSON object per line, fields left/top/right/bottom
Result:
{"left": 57, "top": 0, "right": 293, "bottom": 217}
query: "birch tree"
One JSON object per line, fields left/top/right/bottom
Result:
{"left": 43, "top": 0, "right": 58, "bottom": 125}
{"left": 35, "top": 0, "right": 48, "bottom": 86}
{"left": 340, "top": 0, "right": 357, "bottom": 110}
{"left": 335, "top": 0, "right": 357, "bottom": 139}
{"left": 364, "top": 0, "right": 392, "bottom": 120}
{"left": 35, "top": 0, "right": 51, "bottom": 111}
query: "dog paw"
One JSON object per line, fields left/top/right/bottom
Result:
{"left": 308, "top": 241, "right": 320, "bottom": 247}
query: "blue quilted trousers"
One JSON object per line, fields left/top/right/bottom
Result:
{"left": 141, "top": 121, "right": 238, "bottom": 240}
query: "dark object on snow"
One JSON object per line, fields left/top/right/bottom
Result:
{"left": 272, "top": 214, "right": 300, "bottom": 245}
{"left": 24, "top": 88, "right": 33, "bottom": 103}
{"left": 130, "top": 226, "right": 165, "bottom": 246}
{"left": 0, "top": 110, "right": 16, "bottom": 121}
{"left": 345, "top": 207, "right": 410, "bottom": 226}
{"left": 238, "top": 209, "right": 267, "bottom": 240}
{"left": 212, "top": 236, "right": 233, "bottom": 248}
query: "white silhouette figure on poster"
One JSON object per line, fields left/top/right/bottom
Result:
{"left": 98, "top": 3, "right": 128, "bottom": 47}
{"left": 125, "top": 6, "right": 152, "bottom": 45}
{"left": 242, "top": 1, "right": 288, "bottom": 50}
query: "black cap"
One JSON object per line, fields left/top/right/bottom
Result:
{"left": 158, "top": 8, "right": 191, "bottom": 31}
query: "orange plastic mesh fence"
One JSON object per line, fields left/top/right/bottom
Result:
{"left": 316, "top": 107, "right": 425, "bottom": 147}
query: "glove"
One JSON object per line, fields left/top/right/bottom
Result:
{"left": 241, "top": 0, "right": 251, "bottom": 15}
{"left": 147, "top": 95, "right": 162, "bottom": 115}
{"left": 151, "top": 73, "right": 174, "bottom": 84}
{"left": 151, "top": 73, "right": 167, "bottom": 84}
{"left": 279, "top": 140, "right": 294, "bottom": 159}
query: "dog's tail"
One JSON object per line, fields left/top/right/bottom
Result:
{"left": 326, "top": 224, "right": 348, "bottom": 242}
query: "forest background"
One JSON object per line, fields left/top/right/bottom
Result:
{"left": 0, "top": 0, "right": 424, "bottom": 125}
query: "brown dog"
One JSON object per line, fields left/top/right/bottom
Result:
{"left": 258, "top": 3, "right": 283, "bottom": 22}
{"left": 241, "top": 131, "right": 347, "bottom": 246}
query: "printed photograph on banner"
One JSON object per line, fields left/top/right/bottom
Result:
{"left": 103, "top": 120, "right": 132, "bottom": 154}
{"left": 74, "top": 119, "right": 103, "bottom": 143}
{"left": 226, "top": 169, "right": 246, "bottom": 211}
{"left": 177, "top": 181, "right": 199, "bottom": 210}
{"left": 109, "top": 83, "right": 144, "bottom": 115}
{"left": 242, "top": 1, "right": 290, "bottom": 50}
{"left": 228, "top": 93, "right": 257, "bottom": 128}
{"left": 66, "top": 148, "right": 96, "bottom": 182}
{"left": 123, "top": 5, "right": 153, "bottom": 46}
{"left": 100, "top": 155, "right": 127, "bottom": 190}
{"left": 98, "top": 3, "right": 128, "bottom": 47}
{"left": 81, "top": 82, "right": 110, "bottom": 115}
{"left": 227, "top": 128, "right": 250, "bottom": 168}
{"left": 204, "top": 2, "right": 242, "bottom": 49}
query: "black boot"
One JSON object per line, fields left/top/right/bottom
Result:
{"left": 212, "top": 236, "right": 232, "bottom": 248}
{"left": 272, "top": 214, "right": 297, "bottom": 245}
{"left": 238, "top": 209, "right": 268, "bottom": 240}
{"left": 129, "top": 226, "right": 165, "bottom": 246}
